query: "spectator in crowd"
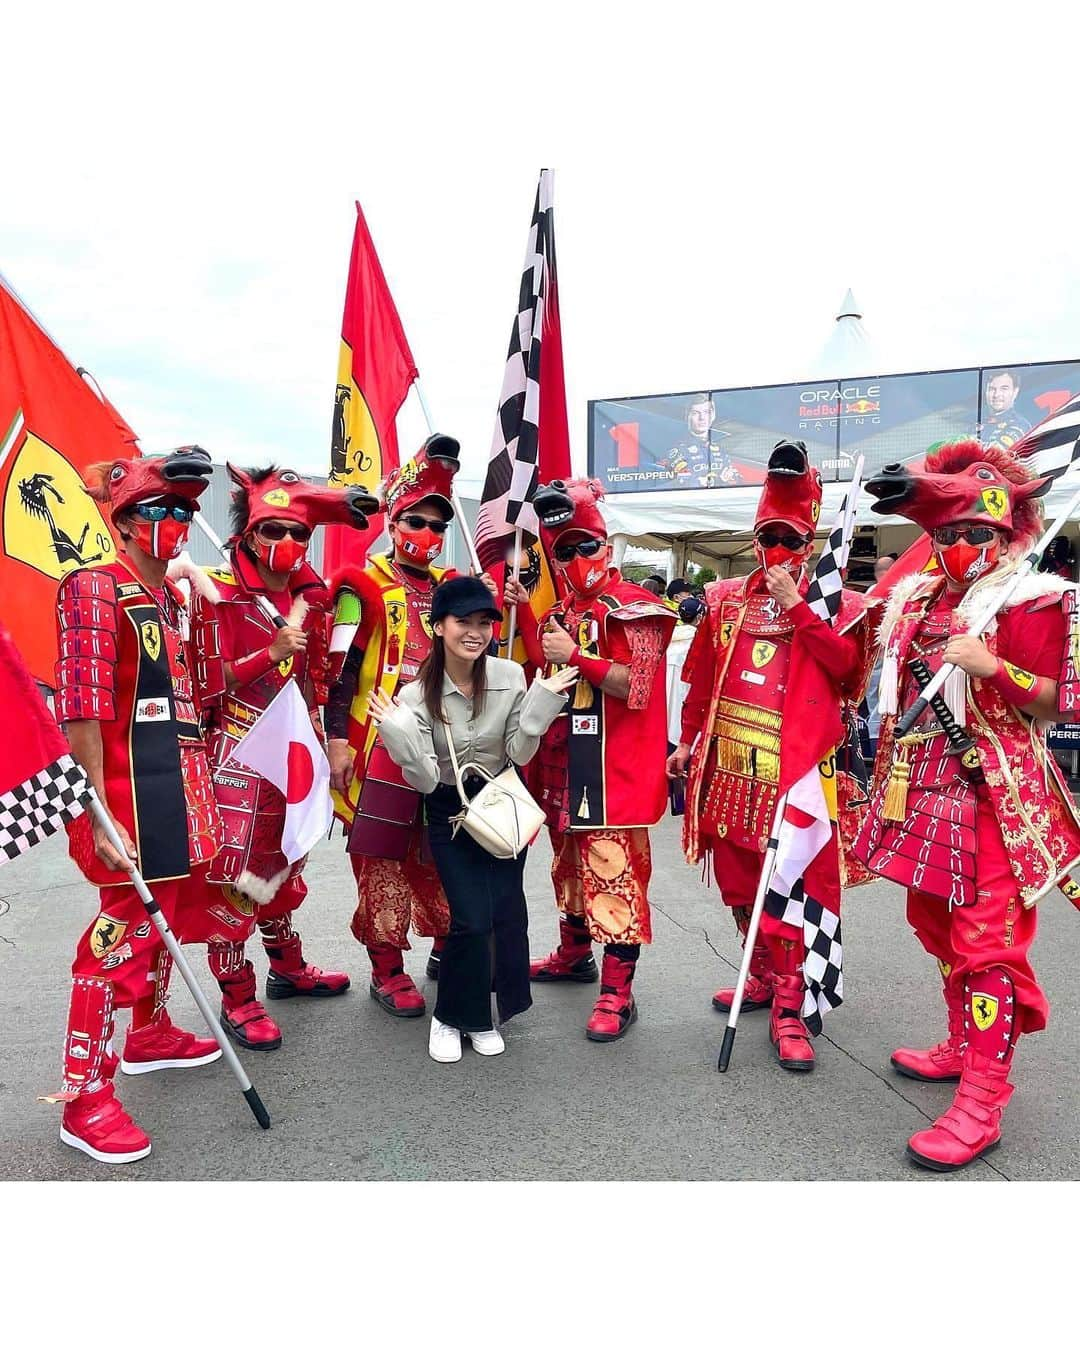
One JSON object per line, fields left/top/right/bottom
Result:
{"left": 640, "top": 574, "right": 666, "bottom": 597}
{"left": 1040, "top": 537, "right": 1076, "bottom": 581}
{"left": 666, "top": 577, "right": 693, "bottom": 605}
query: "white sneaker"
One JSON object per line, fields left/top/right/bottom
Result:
{"left": 428, "top": 1017, "right": 462, "bottom": 1063}
{"left": 465, "top": 1027, "right": 505, "bottom": 1056}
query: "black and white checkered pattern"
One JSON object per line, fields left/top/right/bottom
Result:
{"left": 0, "top": 754, "right": 88, "bottom": 864}
{"left": 474, "top": 171, "right": 554, "bottom": 570}
{"left": 1013, "top": 391, "right": 1080, "bottom": 481}
{"left": 764, "top": 879, "right": 844, "bottom": 1034}
{"left": 804, "top": 490, "right": 852, "bottom": 624}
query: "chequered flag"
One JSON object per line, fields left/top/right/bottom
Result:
{"left": 804, "top": 489, "right": 853, "bottom": 624}
{"left": 474, "top": 172, "right": 553, "bottom": 569}
{"left": 0, "top": 753, "right": 88, "bottom": 863}
{"left": 1012, "top": 390, "right": 1080, "bottom": 481}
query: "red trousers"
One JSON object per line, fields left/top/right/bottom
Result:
{"left": 907, "top": 793, "right": 1047, "bottom": 1035}
{"left": 349, "top": 823, "right": 449, "bottom": 949}
{"left": 710, "top": 837, "right": 800, "bottom": 945}
{"left": 71, "top": 864, "right": 214, "bottom": 1007}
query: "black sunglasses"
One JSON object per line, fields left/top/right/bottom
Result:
{"left": 554, "top": 538, "right": 605, "bottom": 563}
{"left": 932, "top": 526, "right": 998, "bottom": 546}
{"left": 257, "top": 522, "right": 311, "bottom": 543}
{"left": 400, "top": 514, "right": 449, "bottom": 535}
{"left": 756, "top": 530, "right": 808, "bottom": 551}
{"left": 133, "top": 503, "right": 194, "bottom": 523}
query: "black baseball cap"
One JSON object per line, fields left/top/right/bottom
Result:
{"left": 430, "top": 576, "right": 501, "bottom": 624}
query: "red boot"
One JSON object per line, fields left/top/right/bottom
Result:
{"left": 585, "top": 947, "right": 639, "bottom": 1042}
{"left": 122, "top": 950, "right": 222, "bottom": 1074}
{"left": 907, "top": 969, "right": 1017, "bottom": 1172}
{"left": 54, "top": 976, "right": 150, "bottom": 1165}
{"left": 61, "top": 1082, "right": 151, "bottom": 1165}
{"left": 891, "top": 970, "right": 964, "bottom": 1082}
{"left": 530, "top": 913, "right": 598, "bottom": 983}
{"left": 209, "top": 942, "right": 282, "bottom": 1051}
{"left": 713, "top": 936, "right": 774, "bottom": 1013}
{"left": 769, "top": 974, "right": 816, "bottom": 1072}
{"left": 367, "top": 942, "right": 426, "bottom": 1017}
{"left": 261, "top": 918, "right": 351, "bottom": 999}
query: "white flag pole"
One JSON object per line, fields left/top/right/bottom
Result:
{"left": 85, "top": 790, "right": 271, "bottom": 1129}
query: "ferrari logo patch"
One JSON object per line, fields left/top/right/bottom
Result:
{"left": 719, "top": 621, "right": 734, "bottom": 647}
{"left": 3, "top": 428, "right": 116, "bottom": 581}
{"left": 278, "top": 656, "right": 294, "bottom": 678}
{"left": 971, "top": 992, "right": 999, "bottom": 1032}
{"left": 811, "top": 499, "right": 820, "bottom": 524}
{"left": 981, "top": 487, "right": 1008, "bottom": 521}
{"left": 262, "top": 488, "right": 291, "bottom": 508}
{"left": 90, "top": 914, "right": 127, "bottom": 960}
{"left": 1003, "top": 662, "right": 1035, "bottom": 690}
{"left": 419, "top": 609, "right": 434, "bottom": 640}
{"left": 140, "top": 620, "right": 161, "bottom": 661}
{"left": 751, "top": 641, "right": 776, "bottom": 669}
{"left": 937, "top": 959, "right": 952, "bottom": 979}
{"left": 1061, "top": 877, "right": 1080, "bottom": 903}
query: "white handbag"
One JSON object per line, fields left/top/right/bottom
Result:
{"left": 443, "top": 724, "right": 545, "bottom": 860}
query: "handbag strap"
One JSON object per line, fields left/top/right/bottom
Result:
{"left": 440, "top": 711, "right": 471, "bottom": 807}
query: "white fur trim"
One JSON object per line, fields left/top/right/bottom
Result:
{"left": 236, "top": 868, "right": 290, "bottom": 905}
{"left": 167, "top": 552, "right": 222, "bottom": 604}
{"left": 287, "top": 594, "right": 310, "bottom": 630}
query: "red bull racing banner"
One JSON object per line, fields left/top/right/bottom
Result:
{"left": 589, "top": 359, "right": 1080, "bottom": 494}
{"left": 0, "top": 276, "right": 138, "bottom": 685}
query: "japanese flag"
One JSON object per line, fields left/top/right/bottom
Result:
{"left": 229, "top": 681, "right": 333, "bottom": 862}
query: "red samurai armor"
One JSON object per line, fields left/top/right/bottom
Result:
{"left": 854, "top": 439, "right": 1080, "bottom": 1171}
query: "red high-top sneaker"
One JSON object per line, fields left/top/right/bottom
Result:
{"left": 907, "top": 969, "right": 1017, "bottom": 1172}
{"left": 60, "top": 1082, "right": 151, "bottom": 1165}
{"left": 769, "top": 973, "right": 816, "bottom": 1072}
{"left": 585, "top": 948, "right": 639, "bottom": 1042}
{"left": 210, "top": 942, "right": 283, "bottom": 1051}
{"left": 713, "top": 936, "right": 774, "bottom": 1013}
{"left": 262, "top": 923, "right": 351, "bottom": 999}
{"left": 367, "top": 942, "right": 426, "bottom": 1017}
{"left": 891, "top": 973, "right": 964, "bottom": 1082}
{"left": 530, "top": 914, "right": 598, "bottom": 983}
{"left": 121, "top": 1012, "right": 222, "bottom": 1075}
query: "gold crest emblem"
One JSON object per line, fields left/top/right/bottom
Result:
{"left": 981, "top": 487, "right": 1008, "bottom": 521}
{"left": 811, "top": 499, "right": 821, "bottom": 524}
{"left": 419, "top": 610, "right": 434, "bottom": 639}
{"left": 140, "top": 620, "right": 161, "bottom": 660}
{"left": 90, "top": 913, "right": 127, "bottom": 960}
{"left": 262, "top": 488, "right": 291, "bottom": 509}
{"left": 1061, "top": 877, "right": 1080, "bottom": 902}
{"left": 751, "top": 640, "right": 776, "bottom": 669}
{"left": 278, "top": 656, "right": 294, "bottom": 678}
{"left": 971, "top": 992, "right": 999, "bottom": 1032}
{"left": 719, "top": 621, "right": 734, "bottom": 647}
{"left": 1002, "top": 661, "right": 1035, "bottom": 690}
{"left": 222, "top": 885, "right": 256, "bottom": 917}
{"left": 937, "top": 959, "right": 952, "bottom": 979}
{"left": 2, "top": 427, "right": 116, "bottom": 581}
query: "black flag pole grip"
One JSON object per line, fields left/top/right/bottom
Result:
{"left": 717, "top": 1026, "right": 737, "bottom": 1073}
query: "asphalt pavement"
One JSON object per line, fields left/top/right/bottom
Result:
{"left": 1, "top": 816, "right": 1076, "bottom": 1181}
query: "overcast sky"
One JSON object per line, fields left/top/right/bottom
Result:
{"left": 4, "top": 3, "right": 1079, "bottom": 494}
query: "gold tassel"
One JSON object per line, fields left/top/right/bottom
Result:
{"left": 572, "top": 675, "right": 594, "bottom": 710}
{"left": 882, "top": 742, "right": 911, "bottom": 822}
{"left": 577, "top": 786, "right": 591, "bottom": 819}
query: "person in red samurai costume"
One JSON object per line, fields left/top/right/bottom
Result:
{"left": 326, "top": 436, "right": 498, "bottom": 1017}
{"left": 187, "top": 464, "right": 377, "bottom": 1050}
{"left": 854, "top": 439, "right": 1080, "bottom": 1170}
{"left": 49, "top": 447, "right": 224, "bottom": 1165}
{"left": 506, "top": 478, "right": 676, "bottom": 1041}
{"left": 667, "top": 441, "right": 872, "bottom": 1070}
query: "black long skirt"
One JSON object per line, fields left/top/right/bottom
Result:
{"left": 424, "top": 779, "right": 533, "bottom": 1033}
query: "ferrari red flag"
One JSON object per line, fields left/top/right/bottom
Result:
{"left": 324, "top": 202, "right": 419, "bottom": 575}
{"left": 0, "top": 621, "right": 89, "bottom": 865}
{"left": 0, "top": 274, "right": 138, "bottom": 685}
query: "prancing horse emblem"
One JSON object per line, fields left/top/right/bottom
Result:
{"left": 751, "top": 640, "right": 776, "bottom": 669}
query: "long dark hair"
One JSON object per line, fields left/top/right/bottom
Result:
{"left": 419, "top": 631, "right": 488, "bottom": 725}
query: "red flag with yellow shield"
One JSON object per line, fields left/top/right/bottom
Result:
{"left": 0, "top": 275, "right": 138, "bottom": 685}
{"left": 324, "top": 202, "right": 419, "bottom": 574}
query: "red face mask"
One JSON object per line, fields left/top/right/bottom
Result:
{"left": 397, "top": 527, "right": 443, "bottom": 564}
{"left": 249, "top": 534, "right": 308, "bottom": 575}
{"left": 934, "top": 538, "right": 1001, "bottom": 587}
{"left": 754, "top": 541, "right": 810, "bottom": 575}
{"left": 563, "top": 552, "right": 609, "bottom": 597}
{"left": 128, "top": 516, "right": 190, "bottom": 561}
